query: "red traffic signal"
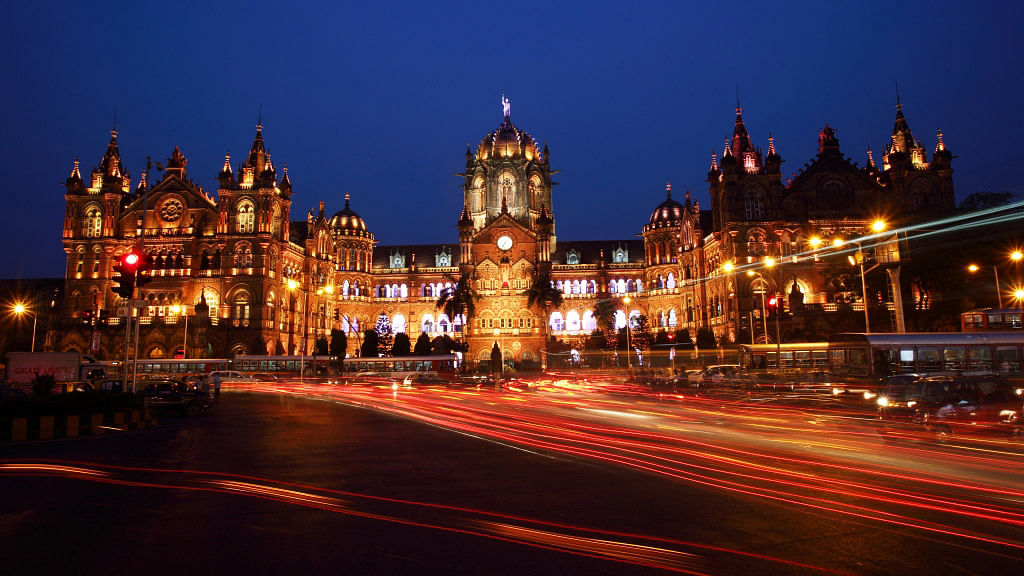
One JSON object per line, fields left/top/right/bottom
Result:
{"left": 767, "top": 295, "right": 778, "bottom": 308}
{"left": 111, "top": 250, "right": 140, "bottom": 299}
{"left": 122, "top": 251, "right": 140, "bottom": 270}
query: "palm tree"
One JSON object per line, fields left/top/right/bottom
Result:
{"left": 593, "top": 298, "right": 618, "bottom": 350}
{"left": 435, "top": 273, "right": 477, "bottom": 355}
{"left": 524, "top": 270, "right": 563, "bottom": 367}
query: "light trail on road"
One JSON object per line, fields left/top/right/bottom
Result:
{"left": 232, "top": 378, "right": 1024, "bottom": 557}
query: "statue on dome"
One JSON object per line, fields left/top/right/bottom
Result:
{"left": 502, "top": 93, "right": 510, "bottom": 118}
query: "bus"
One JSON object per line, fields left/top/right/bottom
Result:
{"left": 341, "top": 355, "right": 460, "bottom": 385}
{"left": 233, "top": 355, "right": 337, "bottom": 377}
{"left": 737, "top": 343, "right": 829, "bottom": 372}
{"left": 828, "top": 332, "right": 1024, "bottom": 394}
{"left": 104, "top": 358, "right": 232, "bottom": 380}
{"left": 961, "top": 308, "right": 1024, "bottom": 331}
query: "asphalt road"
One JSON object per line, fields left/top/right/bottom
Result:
{"left": 1, "top": 387, "right": 1022, "bottom": 575}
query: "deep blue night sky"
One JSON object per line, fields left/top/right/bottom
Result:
{"left": 1, "top": 1, "right": 1021, "bottom": 278}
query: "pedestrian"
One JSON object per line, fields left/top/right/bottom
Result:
{"left": 212, "top": 372, "right": 222, "bottom": 402}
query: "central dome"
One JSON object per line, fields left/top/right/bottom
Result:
{"left": 649, "top": 185, "right": 683, "bottom": 226}
{"left": 477, "top": 97, "right": 542, "bottom": 161}
{"left": 329, "top": 193, "right": 367, "bottom": 233}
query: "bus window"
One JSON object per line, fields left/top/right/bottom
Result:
{"left": 899, "top": 349, "right": 915, "bottom": 372}
{"left": 873, "top": 348, "right": 897, "bottom": 376}
{"left": 1009, "top": 313, "right": 1023, "bottom": 329}
{"left": 766, "top": 352, "right": 777, "bottom": 369}
{"left": 996, "top": 347, "right": 1021, "bottom": 373}
{"left": 917, "top": 347, "right": 942, "bottom": 372}
{"left": 812, "top": 350, "right": 828, "bottom": 368}
{"left": 968, "top": 346, "right": 993, "bottom": 371}
{"left": 780, "top": 351, "right": 794, "bottom": 368}
{"left": 943, "top": 347, "right": 966, "bottom": 370}
{"left": 988, "top": 314, "right": 1004, "bottom": 328}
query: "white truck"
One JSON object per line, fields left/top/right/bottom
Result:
{"left": 4, "top": 352, "right": 107, "bottom": 389}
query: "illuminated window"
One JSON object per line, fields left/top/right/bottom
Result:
{"left": 566, "top": 250, "right": 580, "bottom": 265}
{"left": 549, "top": 311, "right": 564, "bottom": 332}
{"left": 421, "top": 313, "right": 434, "bottom": 334}
{"left": 667, "top": 273, "right": 676, "bottom": 290}
{"left": 744, "top": 192, "right": 763, "bottom": 220}
{"left": 83, "top": 206, "right": 102, "bottom": 238}
{"left": 235, "top": 200, "right": 255, "bottom": 233}
{"left": 566, "top": 310, "right": 580, "bottom": 331}
{"left": 613, "top": 247, "right": 628, "bottom": 263}
{"left": 582, "top": 310, "right": 596, "bottom": 331}
{"left": 76, "top": 248, "right": 85, "bottom": 273}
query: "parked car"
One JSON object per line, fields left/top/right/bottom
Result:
{"left": 136, "top": 379, "right": 210, "bottom": 416}
{"left": 877, "top": 373, "right": 1022, "bottom": 441}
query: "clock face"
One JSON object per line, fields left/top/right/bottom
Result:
{"left": 496, "top": 235, "right": 513, "bottom": 251}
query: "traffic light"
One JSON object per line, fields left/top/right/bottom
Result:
{"left": 135, "top": 252, "right": 153, "bottom": 288}
{"left": 112, "top": 250, "right": 140, "bottom": 299}
{"left": 767, "top": 294, "right": 779, "bottom": 317}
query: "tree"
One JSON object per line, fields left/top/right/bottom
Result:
{"left": 695, "top": 327, "right": 717, "bottom": 349}
{"left": 392, "top": 332, "right": 411, "bottom": 356}
{"left": 413, "top": 332, "right": 432, "bottom": 356}
{"left": 360, "top": 329, "right": 379, "bottom": 358}
{"left": 593, "top": 298, "right": 618, "bottom": 351}
{"left": 314, "top": 336, "right": 329, "bottom": 355}
{"left": 630, "top": 314, "right": 652, "bottom": 354}
{"left": 329, "top": 329, "right": 348, "bottom": 359}
{"left": 374, "top": 313, "right": 393, "bottom": 357}
{"left": 436, "top": 273, "right": 477, "bottom": 353}
{"left": 958, "top": 191, "right": 1017, "bottom": 213}
{"left": 524, "top": 270, "right": 564, "bottom": 364}
{"left": 674, "top": 328, "right": 694, "bottom": 347}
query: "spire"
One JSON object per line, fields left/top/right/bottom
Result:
{"left": 65, "top": 157, "right": 83, "bottom": 189}
{"left": 710, "top": 149, "right": 718, "bottom": 171}
{"left": 684, "top": 189, "right": 692, "bottom": 209}
{"left": 665, "top": 182, "right": 672, "bottom": 199}
{"left": 98, "top": 127, "right": 123, "bottom": 178}
{"left": 866, "top": 146, "right": 876, "bottom": 168}
{"left": 136, "top": 167, "right": 149, "bottom": 193}
{"left": 536, "top": 203, "right": 552, "bottom": 226}
{"left": 279, "top": 163, "right": 291, "bottom": 189}
{"left": 246, "top": 120, "right": 267, "bottom": 172}
{"left": 459, "top": 203, "right": 473, "bottom": 227}
{"left": 768, "top": 132, "right": 777, "bottom": 156}
{"left": 722, "top": 135, "right": 732, "bottom": 157}
{"left": 221, "top": 151, "right": 232, "bottom": 175}
{"left": 344, "top": 192, "right": 351, "bottom": 209}
{"left": 935, "top": 128, "right": 946, "bottom": 152}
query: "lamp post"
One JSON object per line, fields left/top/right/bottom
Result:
{"left": 833, "top": 237, "right": 871, "bottom": 332}
{"left": 170, "top": 304, "right": 189, "bottom": 358}
{"left": 764, "top": 257, "right": 782, "bottom": 369}
{"left": 746, "top": 271, "right": 769, "bottom": 344}
{"left": 623, "top": 295, "right": 633, "bottom": 369}
{"left": 287, "top": 278, "right": 298, "bottom": 356}
{"left": 969, "top": 250, "right": 1023, "bottom": 308}
{"left": 12, "top": 303, "right": 37, "bottom": 352}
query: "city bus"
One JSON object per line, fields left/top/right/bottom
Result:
{"left": 341, "top": 355, "right": 460, "bottom": 385}
{"left": 737, "top": 342, "right": 829, "bottom": 371}
{"left": 103, "top": 358, "right": 232, "bottom": 380}
{"left": 961, "top": 308, "right": 1024, "bottom": 331}
{"left": 828, "top": 332, "right": 1024, "bottom": 395}
{"left": 233, "top": 355, "right": 337, "bottom": 377}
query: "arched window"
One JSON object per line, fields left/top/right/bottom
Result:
{"left": 392, "top": 313, "right": 406, "bottom": 334}
{"left": 635, "top": 279, "right": 643, "bottom": 292}
{"left": 342, "top": 280, "right": 350, "bottom": 296}
{"left": 549, "top": 311, "right": 564, "bottom": 332}
{"left": 235, "top": 200, "right": 255, "bottom": 233}
{"left": 657, "top": 276, "right": 665, "bottom": 289}
{"left": 629, "top": 310, "right": 641, "bottom": 329}
{"left": 83, "top": 206, "right": 102, "bottom": 238}
{"left": 744, "top": 191, "right": 763, "bottom": 220}
{"left": 566, "top": 310, "right": 580, "bottom": 332}
{"left": 92, "top": 246, "right": 102, "bottom": 275}
{"left": 438, "top": 314, "right": 450, "bottom": 333}
{"left": 668, "top": 309, "right": 678, "bottom": 327}
{"left": 609, "top": 280, "right": 617, "bottom": 294}
{"left": 667, "top": 273, "right": 676, "bottom": 290}
{"left": 75, "top": 247, "right": 85, "bottom": 274}
{"left": 271, "top": 205, "right": 282, "bottom": 239}
{"left": 231, "top": 292, "right": 251, "bottom": 327}
{"left": 626, "top": 279, "right": 634, "bottom": 292}
{"left": 399, "top": 284, "right": 408, "bottom": 298}
{"left": 421, "top": 313, "right": 434, "bottom": 334}
{"left": 571, "top": 280, "right": 580, "bottom": 294}
{"left": 566, "top": 250, "right": 579, "bottom": 265}
{"left": 614, "top": 310, "right": 627, "bottom": 330}
{"left": 660, "top": 311, "right": 667, "bottom": 327}
{"left": 582, "top": 310, "right": 596, "bottom": 331}
{"left": 616, "top": 279, "right": 626, "bottom": 293}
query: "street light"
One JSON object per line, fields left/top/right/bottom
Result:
{"left": 763, "top": 257, "right": 782, "bottom": 367}
{"left": 833, "top": 236, "right": 872, "bottom": 332}
{"left": 12, "top": 303, "right": 37, "bottom": 352}
{"left": 170, "top": 304, "right": 189, "bottom": 359}
{"left": 746, "top": 270, "right": 769, "bottom": 345}
{"left": 623, "top": 295, "right": 633, "bottom": 369}
{"left": 968, "top": 250, "right": 1024, "bottom": 308}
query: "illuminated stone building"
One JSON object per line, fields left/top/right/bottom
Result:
{"left": 57, "top": 97, "right": 952, "bottom": 364}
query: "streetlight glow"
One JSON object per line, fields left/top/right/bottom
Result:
{"left": 872, "top": 220, "right": 887, "bottom": 233}
{"left": 723, "top": 261, "right": 734, "bottom": 272}
{"left": 968, "top": 264, "right": 980, "bottom": 272}
{"left": 764, "top": 256, "right": 776, "bottom": 268}
{"left": 287, "top": 278, "right": 298, "bottom": 291}
{"left": 809, "top": 236, "right": 822, "bottom": 248}
{"left": 1012, "top": 250, "right": 1023, "bottom": 262}
{"left": 832, "top": 238, "right": 844, "bottom": 248}
{"left": 13, "top": 303, "right": 26, "bottom": 315}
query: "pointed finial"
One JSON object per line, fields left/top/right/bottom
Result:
{"left": 319, "top": 201, "right": 324, "bottom": 215}
{"left": 735, "top": 84, "right": 741, "bottom": 114}
{"left": 666, "top": 182, "right": 672, "bottom": 199}
{"left": 895, "top": 81, "right": 903, "bottom": 113}
{"left": 257, "top": 103, "right": 263, "bottom": 131}
{"left": 222, "top": 150, "right": 232, "bottom": 173}
{"left": 344, "top": 192, "right": 351, "bottom": 208}
{"left": 71, "top": 156, "right": 81, "bottom": 179}
{"left": 936, "top": 128, "right": 945, "bottom": 152}
{"left": 768, "top": 132, "right": 776, "bottom": 155}
{"left": 722, "top": 135, "right": 732, "bottom": 157}
{"left": 866, "top": 146, "right": 876, "bottom": 168}
{"left": 710, "top": 149, "right": 718, "bottom": 170}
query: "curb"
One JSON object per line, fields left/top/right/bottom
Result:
{"left": 0, "top": 409, "right": 157, "bottom": 442}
